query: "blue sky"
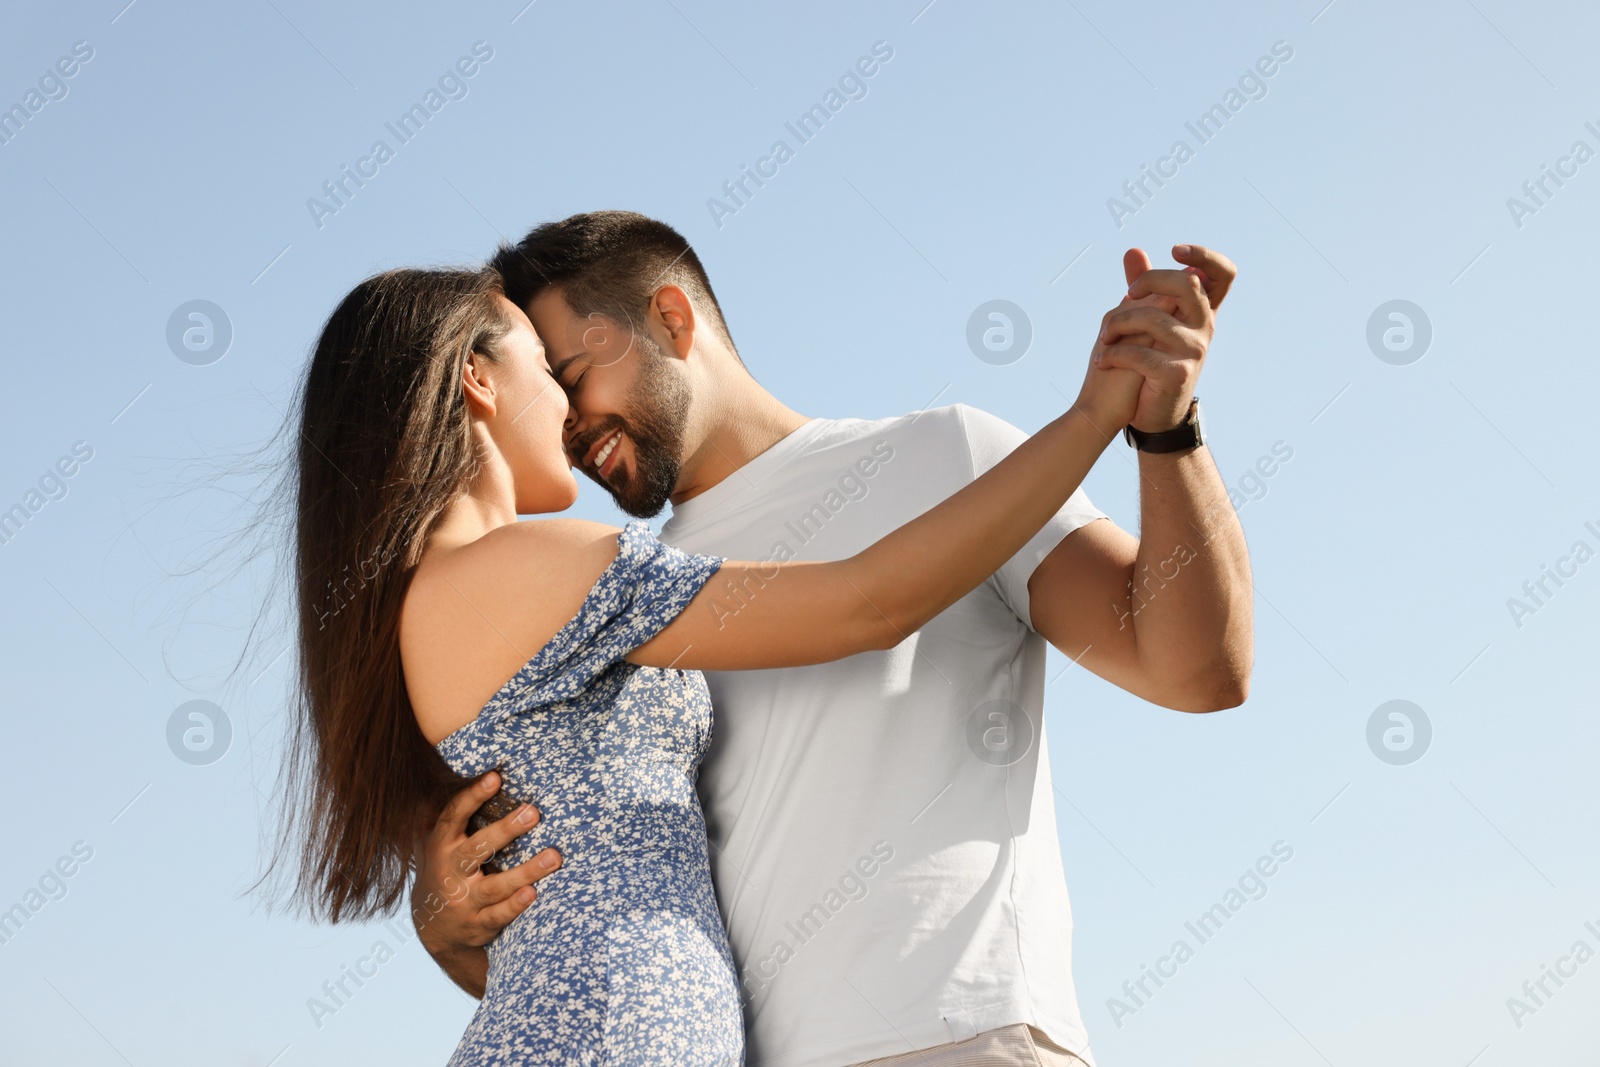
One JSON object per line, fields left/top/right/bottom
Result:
{"left": 1, "top": 1, "right": 1597, "bottom": 1064}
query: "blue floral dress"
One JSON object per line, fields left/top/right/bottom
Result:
{"left": 434, "top": 520, "right": 743, "bottom": 1066}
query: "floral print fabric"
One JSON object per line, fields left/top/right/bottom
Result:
{"left": 435, "top": 520, "right": 741, "bottom": 1066}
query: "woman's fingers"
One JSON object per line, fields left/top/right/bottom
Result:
{"left": 1126, "top": 269, "right": 1211, "bottom": 327}
{"left": 1121, "top": 247, "right": 1153, "bottom": 288}
{"left": 1101, "top": 294, "right": 1179, "bottom": 348}
{"left": 1100, "top": 305, "right": 1193, "bottom": 351}
{"left": 1116, "top": 291, "right": 1181, "bottom": 317}
{"left": 1094, "top": 341, "right": 1171, "bottom": 378}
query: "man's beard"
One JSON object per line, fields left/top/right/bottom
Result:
{"left": 591, "top": 335, "right": 691, "bottom": 519}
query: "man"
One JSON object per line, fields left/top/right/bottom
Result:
{"left": 409, "top": 211, "right": 1250, "bottom": 1065}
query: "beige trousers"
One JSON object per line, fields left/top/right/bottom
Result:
{"left": 843, "top": 1023, "right": 1092, "bottom": 1067}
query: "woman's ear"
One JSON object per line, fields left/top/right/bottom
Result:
{"left": 461, "top": 350, "right": 498, "bottom": 417}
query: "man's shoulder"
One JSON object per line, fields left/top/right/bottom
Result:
{"left": 890, "top": 402, "right": 1029, "bottom": 465}
{"left": 796, "top": 404, "right": 1025, "bottom": 485}
{"left": 817, "top": 402, "right": 998, "bottom": 446}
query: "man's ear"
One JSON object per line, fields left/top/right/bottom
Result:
{"left": 461, "top": 350, "right": 497, "bottom": 417}
{"left": 650, "top": 284, "right": 696, "bottom": 361}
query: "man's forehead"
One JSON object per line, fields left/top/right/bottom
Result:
{"left": 526, "top": 287, "right": 574, "bottom": 324}
{"left": 525, "top": 289, "right": 581, "bottom": 354}
{"left": 533, "top": 294, "right": 632, "bottom": 353}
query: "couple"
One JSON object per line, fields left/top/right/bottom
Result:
{"left": 282, "top": 210, "right": 1251, "bottom": 1066}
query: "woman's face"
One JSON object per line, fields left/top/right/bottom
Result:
{"left": 487, "top": 295, "right": 580, "bottom": 515}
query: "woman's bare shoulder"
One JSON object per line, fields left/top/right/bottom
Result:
{"left": 421, "top": 517, "right": 621, "bottom": 582}
{"left": 486, "top": 516, "right": 624, "bottom": 557}
{"left": 400, "top": 518, "right": 626, "bottom": 743}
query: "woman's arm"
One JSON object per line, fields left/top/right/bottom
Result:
{"left": 624, "top": 281, "right": 1208, "bottom": 673}
{"left": 625, "top": 405, "right": 1118, "bottom": 671}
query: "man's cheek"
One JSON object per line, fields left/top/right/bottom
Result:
{"left": 578, "top": 319, "right": 635, "bottom": 368}
{"left": 589, "top": 373, "right": 637, "bottom": 422}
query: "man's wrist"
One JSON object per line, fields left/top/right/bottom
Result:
{"left": 432, "top": 939, "right": 480, "bottom": 965}
{"left": 434, "top": 943, "right": 489, "bottom": 1000}
{"left": 414, "top": 909, "right": 472, "bottom": 962}
{"left": 1124, "top": 396, "right": 1204, "bottom": 452}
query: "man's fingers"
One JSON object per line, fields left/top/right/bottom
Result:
{"left": 1122, "top": 247, "right": 1153, "bottom": 288}
{"left": 474, "top": 884, "right": 540, "bottom": 935}
{"left": 431, "top": 771, "right": 501, "bottom": 844}
{"left": 479, "top": 849, "right": 563, "bottom": 903}
{"left": 1126, "top": 269, "right": 1210, "bottom": 326}
{"left": 1121, "top": 245, "right": 1237, "bottom": 315}
{"left": 1171, "top": 244, "right": 1237, "bottom": 310}
{"left": 456, "top": 802, "right": 541, "bottom": 874}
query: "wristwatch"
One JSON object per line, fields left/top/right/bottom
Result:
{"left": 1123, "top": 396, "right": 1204, "bottom": 453}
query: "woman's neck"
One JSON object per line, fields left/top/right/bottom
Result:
{"left": 425, "top": 448, "right": 519, "bottom": 554}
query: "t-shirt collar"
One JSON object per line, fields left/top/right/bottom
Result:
{"left": 663, "top": 417, "right": 828, "bottom": 537}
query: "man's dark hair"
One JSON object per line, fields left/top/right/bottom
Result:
{"left": 490, "top": 211, "right": 739, "bottom": 355}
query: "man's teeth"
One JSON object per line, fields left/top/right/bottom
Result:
{"left": 595, "top": 432, "right": 621, "bottom": 468}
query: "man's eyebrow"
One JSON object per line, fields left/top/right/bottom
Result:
{"left": 549, "top": 352, "right": 584, "bottom": 377}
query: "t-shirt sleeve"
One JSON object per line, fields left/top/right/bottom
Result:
{"left": 956, "top": 403, "right": 1110, "bottom": 632}
{"left": 578, "top": 519, "right": 727, "bottom": 665}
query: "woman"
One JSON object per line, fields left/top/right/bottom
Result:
{"left": 282, "top": 265, "right": 1151, "bottom": 1065}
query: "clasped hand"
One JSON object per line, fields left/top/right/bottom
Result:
{"left": 1073, "top": 244, "right": 1237, "bottom": 439}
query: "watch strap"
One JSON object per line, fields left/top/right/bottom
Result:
{"left": 1123, "top": 396, "right": 1202, "bottom": 453}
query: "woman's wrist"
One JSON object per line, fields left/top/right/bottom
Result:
{"left": 1060, "top": 402, "right": 1125, "bottom": 451}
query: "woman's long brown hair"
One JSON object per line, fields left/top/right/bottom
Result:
{"left": 278, "top": 266, "right": 512, "bottom": 922}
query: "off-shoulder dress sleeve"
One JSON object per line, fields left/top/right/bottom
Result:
{"left": 459, "top": 519, "right": 726, "bottom": 731}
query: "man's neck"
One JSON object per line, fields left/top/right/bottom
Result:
{"left": 669, "top": 385, "right": 812, "bottom": 507}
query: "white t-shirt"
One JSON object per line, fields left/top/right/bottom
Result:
{"left": 658, "top": 403, "right": 1109, "bottom": 1067}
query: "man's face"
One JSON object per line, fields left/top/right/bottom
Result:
{"left": 526, "top": 287, "right": 691, "bottom": 518}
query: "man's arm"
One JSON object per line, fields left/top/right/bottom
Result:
{"left": 1028, "top": 454, "right": 1252, "bottom": 711}
{"left": 1029, "top": 244, "right": 1253, "bottom": 712}
{"left": 411, "top": 771, "right": 564, "bottom": 998}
